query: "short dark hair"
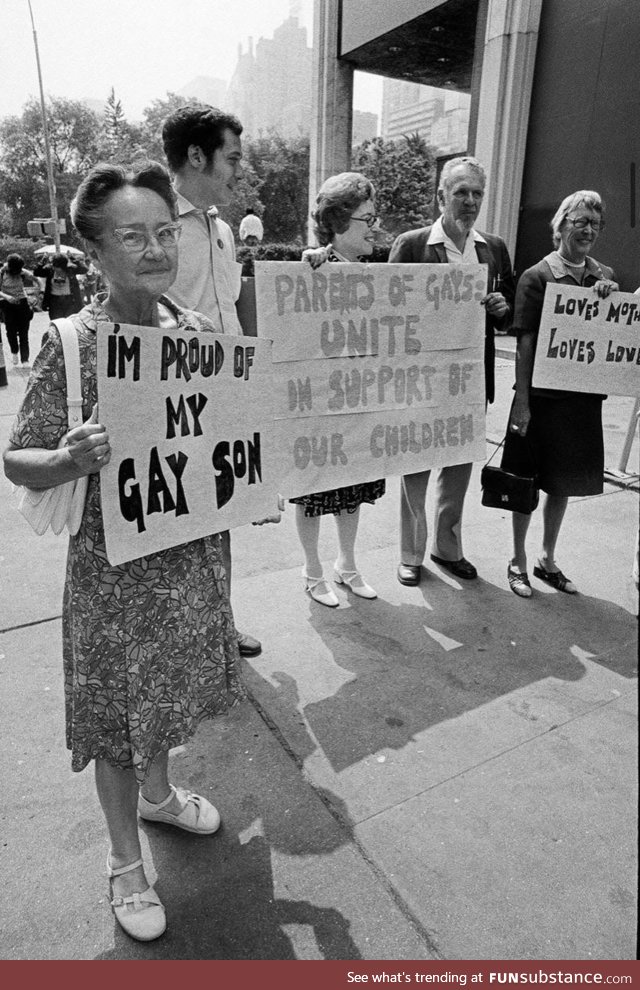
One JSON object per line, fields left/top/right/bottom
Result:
{"left": 70, "top": 160, "right": 177, "bottom": 242}
{"left": 312, "top": 172, "right": 376, "bottom": 246}
{"left": 161, "top": 103, "right": 243, "bottom": 172}
{"left": 52, "top": 253, "right": 68, "bottom": 269}
{"left": 6, "top": 253, "right": 24, "bottom": 274}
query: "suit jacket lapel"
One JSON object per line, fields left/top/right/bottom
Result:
{"left": 429, "top": 242, "right": 448, "bottom": 264}
{"left": 474, "top": 240, "right": 491, "bottom": 267}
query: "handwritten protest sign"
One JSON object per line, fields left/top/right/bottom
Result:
{"left": 97, "top": 324, "right": 279, "bottom": 567}
{"left": 533, "top": 284, "right": 640, "bottom": 397}
{"left": 254, "top": 261, "right": 488, "bottom": 499}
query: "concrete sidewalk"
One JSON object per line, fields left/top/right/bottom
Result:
{"left": 0, "top": 317, "right": 637, "bottom": 960}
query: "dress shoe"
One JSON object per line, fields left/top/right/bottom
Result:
{"left": 303, "top": 573, "right": 339, "bottom": 608}
{"left": 334, "top": 564, "right": 377, "bottom": 599}
{"left": 397, "top": 563, "right": 421, "bottom": 586}
{"left": 430, "top": 554, "right": 478, "bottom": 580}
{"left": 237, "top": 630, "right": 262, "bottom": 657}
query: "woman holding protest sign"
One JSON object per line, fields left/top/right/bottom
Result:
{"left": 3, "top": 161, "right": 243, "bottom": 942}
{"left": 503, "top": 190, "right": 618, "bottom": 598}
{"left": 293, "top": 172, "right": 386, "bottom": 607}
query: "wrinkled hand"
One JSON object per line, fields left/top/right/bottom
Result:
{"left": 302, "top": 244, "right": 332, "bottom": 270}
{"left": 64, "top": 404, "right": 111, "bottom": 476}
{"left": 592, "top": 279, "right": 619, "bottom": 298}
{"left": 481, "top": 292, "right": 509, "bottom": 319}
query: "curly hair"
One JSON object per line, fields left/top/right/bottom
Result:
{"left": 162, "top": 103, "right": 243, "bottom": 172}
{"left": 550, "top": 190, "right": 605, "bottom": 247}
{"left": 70, "top": 160, "right": 177, "bottom": 242}
{"left": 312, "top": 172, "right": 375, "bottom": 246}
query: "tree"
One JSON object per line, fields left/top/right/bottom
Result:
{"left": 99, "top": 88, "right": 146, "bottom": 164}
{"left": 0, "top": 96, "right": 101, "bottom": 235}
{"left": 243, "top": 132, "right": 310, "bottom": 244}
{"left": 352, "top": 133, "right": 437, "bottom": 242}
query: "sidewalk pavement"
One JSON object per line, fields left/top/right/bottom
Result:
{"left": 0, "top": 317, "right": 637, "bottom": 961}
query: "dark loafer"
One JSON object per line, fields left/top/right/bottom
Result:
{"left": 430, "top": 554, "right": 478, "bottom": 580}
{"left": 397, "top": 563, "right": 421, "bottom": 586}
{"left": 237, "top": 631, "right": 262, "bottom": 657}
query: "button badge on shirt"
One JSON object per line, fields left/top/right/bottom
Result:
{"left": 217, "top": 239, "right": 224, "bottom": 250}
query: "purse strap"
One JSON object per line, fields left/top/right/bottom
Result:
{"left": 53, "top": 317, "right": 83, "bottom": 430}
{"left": 485, "top": 437, "right": 505, "bottom": 467}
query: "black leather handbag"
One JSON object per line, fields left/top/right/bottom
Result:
{"left": 481, "top": 438, "right": 539, "bottom": 515}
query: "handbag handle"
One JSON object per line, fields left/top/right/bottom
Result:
{"left": 484, "top": 437, "right": 505, "bottom": 467}
{"left": 53, "top": 317, "right": 83, "bottom": 430}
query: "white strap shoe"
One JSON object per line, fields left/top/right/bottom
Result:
{"left": 303, "top": 573, "right": 339, "bottom": 607}
{"left": 138, "top": 785, "right": 221, "bottom": 834}
{"left": 334, "top": 565, "right": 377, "bottom": 599}
{"left": 107, "top": 855, "right": 166, "bottom": 941}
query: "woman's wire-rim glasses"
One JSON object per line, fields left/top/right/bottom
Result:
{"left": 349, "top": 214, "right": 379, "bottom": 229}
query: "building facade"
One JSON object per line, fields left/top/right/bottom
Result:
{"left": 311, "top": 0, "right": 640, "bottom": 289}
{"left": 226, "top": 16, "right": 313, "bottom": 139}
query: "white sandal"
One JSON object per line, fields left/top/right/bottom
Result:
{"left": 303, "top": 573, "right": 339, "bottom": 607}
{"left": 107, "top": 855, "right": 166, "bottom": 942}
{"left": 138, "top": 785, "right": 221, "bottom": 834}
{"left": 334, "top": 565, "right": 377, "bottom": 599}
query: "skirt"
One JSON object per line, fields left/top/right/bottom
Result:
{"left": 501, "top": 392, "right": 604, "bottom": 497}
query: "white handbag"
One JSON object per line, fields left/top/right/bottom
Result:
{"left": 17, "top": 318, "right": 90, "bottom": 536}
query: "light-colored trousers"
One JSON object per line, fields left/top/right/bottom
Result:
{"left": 399, "top": 462, "right": 473, "bottom": 566}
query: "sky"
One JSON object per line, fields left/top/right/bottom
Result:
{"left": 0, "top": 0, "right": 382, "bottom": 122}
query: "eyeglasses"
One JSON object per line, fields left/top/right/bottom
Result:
{"left": 566, "top": 216, "right": 605, "bottom": 232}
{"left": 112, "top": 222, "right": 182, "bottom": 252}
{"left": 350, "top": 214, "right": 379, "bottom": 229}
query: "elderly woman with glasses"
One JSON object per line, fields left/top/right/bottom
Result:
{"left": 502, "top": 190, "right": 618, "bottom": 598}
{"left": 3, "top": 161, "right": 244, "bottom": 941}
{"left": 293, "top": 171, "right": 386, "bottom": 607}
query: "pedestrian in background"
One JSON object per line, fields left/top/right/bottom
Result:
{"left": 34, "top": 252, "right": 86, "bottom": 320}
{"left": 0, "top": 253, "right": 38, "bottom": 366}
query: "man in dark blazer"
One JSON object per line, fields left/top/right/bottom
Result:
{"left": 390, "top": 155, "right": 515, "bottom": 586}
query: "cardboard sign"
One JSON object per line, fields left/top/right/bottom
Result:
{"left": 97, "top": 323, "right": 279, "bottom": 566}
{"left": 533, "top": 284, "right": 640, "bottom": 397}
{"left": 254, "top": 262, "right": 488, "bottom": 499}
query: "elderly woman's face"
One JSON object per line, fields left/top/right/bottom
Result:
{"left": 91, "top": 186, "right": 178, "bottom": 301}
{"left": 559, "top": 203, "right": 603, "bottom": 261}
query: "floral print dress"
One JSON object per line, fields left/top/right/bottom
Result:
{"left": 9, "top": 298, "right": 245, "bottom": 782}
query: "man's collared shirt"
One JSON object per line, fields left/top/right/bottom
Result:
{"left": 169, "top": 192, "right": 242, "bottom": 334}
{"left": 427, "top": 215, "right": 486, "bottom": 264}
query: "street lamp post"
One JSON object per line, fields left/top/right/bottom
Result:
{"left": 27, "top": 0, "right": 61, "bottom": 252}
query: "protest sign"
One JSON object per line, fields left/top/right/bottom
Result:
{"left": 533, "top": 284, "right": 640, "bottom": 397}
{"left": 254, "top": 261, "right": 488, "bottom": 499}
{"left": 97, "top": 323, "right": 279, "bottom": 567}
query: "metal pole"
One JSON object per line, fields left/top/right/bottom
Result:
{"left": 616, "top": 398, "right": 640, "bottom": 475}
{"left": 27, "top": 0, "right": 61, "bottom": 251}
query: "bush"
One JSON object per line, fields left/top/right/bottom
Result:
{"left": 236, "top": 241, "right": 390, "bottom": 276}
{"left": 0, "top": 235, "right": 48, "bottom": 269}
{"left": 236, "top": 242, "right": 303, "bottom": 276}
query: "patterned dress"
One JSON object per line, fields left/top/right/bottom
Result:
{"left": 9, "top": 298, "right": 245, "bottom": 782}
{"left": 289, "top": 251, "right": 386, "bottom": 517}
